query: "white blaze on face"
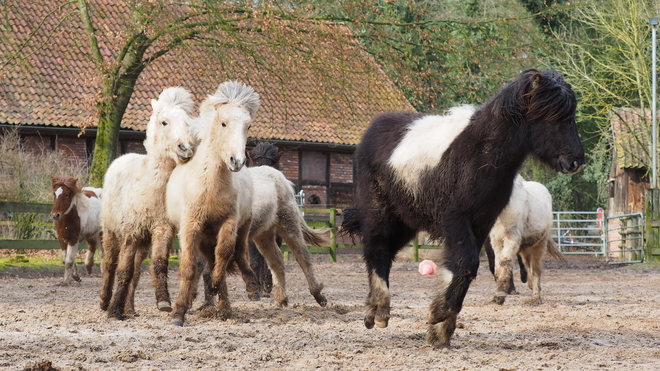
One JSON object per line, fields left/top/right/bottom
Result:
{"left": 54, "top": 187, "right": 63, "bottom": 199}
{"left": 388, "top": 105, "right": 475, "bottom": 194}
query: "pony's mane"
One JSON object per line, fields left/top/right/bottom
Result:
{"left": 156, "top": 87, "right": 195, "bottom": 114}
{"left": 51, "top": 175, "right": 81, "bottom": 193}
{"left": 490, "top": 69, "right": 577, "bottom": 123}
{"left": 250, "top": 142, "right": 280, "bottom": 167}
{"left": 204, "top": 80, "right": 261, "bottom": 116}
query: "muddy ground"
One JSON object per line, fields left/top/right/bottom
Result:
{"left": 1, "top": 251, "right": 660, "bottom": 371}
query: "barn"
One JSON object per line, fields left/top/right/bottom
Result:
{"left": 609, "top": 107, "right": 652, "bottom": 216}
{"left": 0, "top": 1, "right": 415, "bottom": 208}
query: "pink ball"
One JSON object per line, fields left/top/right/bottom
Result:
{"left": 418, "top": 259, "right": 437, "bottom": 275}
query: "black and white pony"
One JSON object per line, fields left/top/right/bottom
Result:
{"left": 341, "top": 69, "right": 585, "bottom": 348}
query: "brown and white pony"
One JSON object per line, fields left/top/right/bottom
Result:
{"left": 51, "top": 176, "right": 102, "bottom": 285}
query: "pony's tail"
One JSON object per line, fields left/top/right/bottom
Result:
{"left": 545, "top": 236, "right": 566, "bottom": 263}
{"left": 301, "top": 223, "right": 330, "bottom": 248}
{"left": 340, "top": 206, "right": 363, "bottom": 243}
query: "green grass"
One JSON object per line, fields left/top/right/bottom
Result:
{"left": 0, "top": 253, "right": 181, "bottom": 274}
{"left": 0, "top": 255, "right": 63, "bottom": 272}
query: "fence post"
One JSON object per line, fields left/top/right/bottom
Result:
{"left": 645, "top": 188, "right": 660, "bottom": 262}
{"left": 329, "top": 208, "right": 337, "bottom": 262}
{"left": 412, "top": 234, "right": 419, "bottom": 263}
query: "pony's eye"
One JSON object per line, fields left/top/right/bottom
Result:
{"left": 247, "top": 125, "right": 252, "bottom": 130}
{"left": 162, "top": 121, "right": 168, "bottom": 126}
{"left": 221, "top": 122, "right": 226, "bottom": 127}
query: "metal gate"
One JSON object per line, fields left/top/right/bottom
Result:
{"left": 553, "top": 211, "right": 606, "bottom": 256}
{"left": 552, "top": 211, "right": 645, "bottom": 264}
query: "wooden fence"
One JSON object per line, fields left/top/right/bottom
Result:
{"left": 0, "top": 202, "right": 441, "bottom": 262}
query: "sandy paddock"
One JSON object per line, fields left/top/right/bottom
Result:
{"left": 1, "top": 252, "right": 660, "bottom": 371}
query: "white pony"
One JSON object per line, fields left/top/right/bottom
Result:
{"left": 166, "top": 80, "right": 261, "bottom": 326}
{"left": 194, "top": 165, "right": 329, "bottom": 309}
{"left": 486, "top": 174, "right": 563, "bottom": 305}
{"left": 99, "top": 87, "right": 198, "bottom": 319}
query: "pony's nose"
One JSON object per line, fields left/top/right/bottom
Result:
{"left": 177, "top": 143, "right": 194, "bottom": 161}
{"left": 51, "top": 212, "right": 60, "bottom": 221}
{"left": 229, "top": 156, "right": 246, "bottom": 172}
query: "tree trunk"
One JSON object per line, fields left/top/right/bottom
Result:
{"left": 88, "top": 71, "right": 142, "bottom": 187}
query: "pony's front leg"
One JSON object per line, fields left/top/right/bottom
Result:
{"left": 493, "top": 235, "right": 520, "bottom": 305}
{"left": 124, "top": 243, "right": 149, "bottom": 317}
{"left": 210, "top": 219, "right": 239, "bottom": 320}
{"left": 427, "top": 231, "right": 481, "bottom": 348}
{"left": 150, "top": 224, "right": 175, "bottom": 312}
{"left": 362, "top": 220, "right": 415, "bottom": 329}
{"left": 170, "top": 224, "right": 201, "bottom": 326}
{"left": 107, "top": 238, "right": 138, "bottom": 320}
{"left": 59, "top": 242, "right": 81, "bottom": 285}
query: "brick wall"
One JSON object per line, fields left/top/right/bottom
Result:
{"left": 279, "top": 150, "right": 299, "bottom": 181}
{"left": 23, "top": 135, "right": 52, "bottom": 154}
{"left": 330, "top": 152, "right": 353, "bottom": 183}
{"left": 302, "top": 185, "right": 327, "bottom": 205}
{"left": 56, "top": 137, "right": 88, "bottom": 168}
{"left": 124, "top": 140, "right": 146, "bottom": 155}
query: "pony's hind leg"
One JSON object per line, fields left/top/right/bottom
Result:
{"left": 151, "top": 225, "right": 175, "bottom": 312}
{"left": 427, "top": 226, "right": 481, "bottom": 348}
{"left": 280, "top": 230, "right": 326, "bottom": 307}
{"left": 85, "top": 236, "right": 98, "bottom": 276}
{"left": 252, "top": 230, "right": 288, "bottom": 307}
{"left": 519, "top": 240, "right": 545, "bottom": 305}
{"left": 362, "top": 217, "right": 416, "bottom": 329}
{"left": 99, "top": 230, "right": 120, "bottom": 311}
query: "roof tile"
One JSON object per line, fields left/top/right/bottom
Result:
{"left": 1, "top": 1, "right": 414, "bottom": 145}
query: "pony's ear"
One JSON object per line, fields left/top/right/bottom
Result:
{"left": 151, "top": 98, "right": 160, "bottom": 113}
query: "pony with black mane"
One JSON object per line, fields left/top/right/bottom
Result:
{"left": 341, "top": 69, "right": 585, "bottom": 348}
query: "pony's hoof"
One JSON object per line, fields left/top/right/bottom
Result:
{"left": 374, "top": 317, "right": 389, "bottom": 328}
{"left": 85, "top": 267, "right": 93, "bottom": 276}
{"left": 100, "top": 301, "right": 109, "bottom": 311}
{"left": 170, "top": 319, "right": 184, "bottom": 327}
{"left": 426, "top": 322, "right": 453, "bottom": 349}
{"left": 73, "top": 275, "right": 82, "bottom": 282}
{"left": 492, "top": 293, "right": 506, "bottom": 305}
{"left": 108, "top": 312, "right": 125, "bottom": 321}
{"left": 313, "top": 293, "right": 327, "bottom": 307}
{"left": 364, "top": 315, "right": 375, "bottom": 329}
{"left": 247, "top": 291, "right": 261, "bottom": 301}
{"left": 525, "top": 297, "right": 542, "bottom": 306}
{"left": 276, "top": 297, "right": 288, "bottom": 308}
{"left": 158, "top": 301, "right": 173, "bottom": 312}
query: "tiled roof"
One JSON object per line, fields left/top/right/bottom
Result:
{"left": 0, "top": 1, "right": 415, "bottom": 146}
{"left": 611, "top": 107, "right": 653, "bottom": 169}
